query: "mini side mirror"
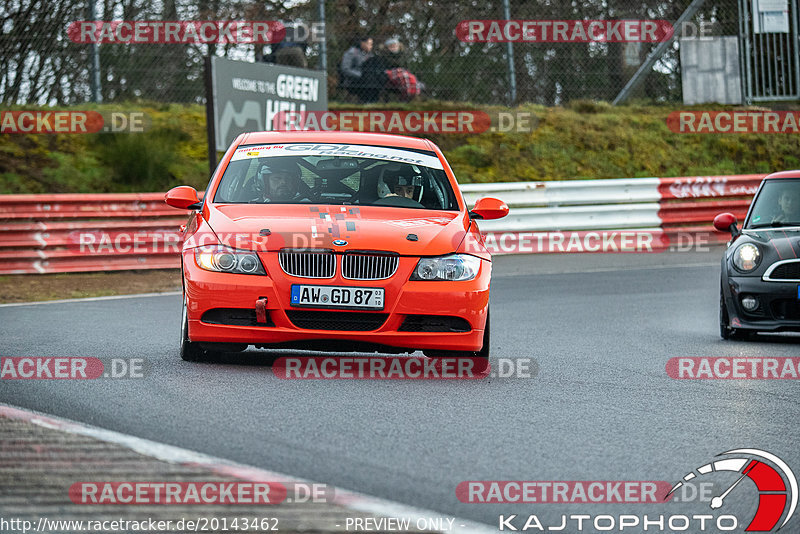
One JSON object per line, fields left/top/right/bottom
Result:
{"left": 713, "top": 212, "right": 739, "bottom": 236}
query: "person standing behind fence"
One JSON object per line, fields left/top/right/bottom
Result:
{"left": 360, "top": 38, "right": 420, "bottom": 102}
{"left": 379, "top": 38, "right": 419, "bottom": 101}
{"left": 339, "top": 37, "right": 373, "bottom": 100}
{"left": 359, "top": 39, "right": 397, "bottom": 103}
{"left": 273, "top": 22, "right": 309, "bottom": 68}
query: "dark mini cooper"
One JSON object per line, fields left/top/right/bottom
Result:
{"left": 715, "top": 171, "right": 800, "bottom": 339}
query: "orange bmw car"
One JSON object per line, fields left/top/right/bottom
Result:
{"left": 165, "top": 132, "right": 508, "bottom": 363}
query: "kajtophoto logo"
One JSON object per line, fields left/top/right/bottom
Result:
{"left": 666, "top": 449, "right": 797, "bottom": 532}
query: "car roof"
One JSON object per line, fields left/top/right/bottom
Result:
{"left": 764, "top": 170, "right": 800, "bottom": 180}
{"left": 238, "top": 131, "right": 434, "bottom": 151}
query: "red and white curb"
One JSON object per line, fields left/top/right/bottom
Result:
{"left": 0, "top": 402, "right": 496, "bottom": 533}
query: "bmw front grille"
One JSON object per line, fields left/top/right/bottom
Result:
{"left": 342, "top": 253, "right": 399, "bottom": 280}
{"left": 278, "top": 250, "right": 336, "bottom": 278}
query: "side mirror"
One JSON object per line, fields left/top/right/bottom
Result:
{"left": 165, "top": 186, "right": 202, "bottom": 210}
{"left": 713, "top": 212, "right": 740, "bottom": 237}
{"left": 469, "top": 197, "right": 509, "bottom": 220}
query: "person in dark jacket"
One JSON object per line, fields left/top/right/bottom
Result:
{"left": 339, "top": 37, "right": 373, "bottom": 100}
{"left": 262, "top": 22, "right": 308, "bottom": 68}
{"left": 360, "top": 38, "right": 408, "bottom": 102}
{"left": 274, "top": 23, "right": 308, "bottom": 69}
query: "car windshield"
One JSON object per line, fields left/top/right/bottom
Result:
{"left": 213, "top": 143, "right": 459, "bottom": 210}
{"left": 746, "top": 178, "right": 800, "bottom": 228}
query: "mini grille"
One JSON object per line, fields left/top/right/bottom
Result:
{"left": 770, "top": 299, "right": 800, "bottom": 320}
{"left": 342, "top": 253, "right": 399, "bottom": 280}
{"left": 768, "top": 261, "right": 800, "bottom": 280}
{"left": 279, "top": 250, "right": 336, "bottom": 278}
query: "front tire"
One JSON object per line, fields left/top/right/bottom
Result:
{"left": 719, "top": 288, "right": 750, "bottom": 341}
{"left": 423, "top": 310, "right": 490, "bottom": 374}
{"left": 180, "top": 299, "right": 206, "bottom": 361}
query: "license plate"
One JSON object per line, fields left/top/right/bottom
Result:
{"left": 291, "top": 285, "right": 384, "bottom": 310}
{"left": 797, "top": 285, "right": 800, "bottom": 299}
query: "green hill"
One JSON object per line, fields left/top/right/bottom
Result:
{"left": 2, "top": 100, "right": 799, "bottom": 194}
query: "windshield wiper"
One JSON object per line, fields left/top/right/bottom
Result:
{"left": 749, "top": 221, "right": 800, "bottom": 229}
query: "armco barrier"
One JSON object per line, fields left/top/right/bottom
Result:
{"left": 463, "top": 174, "right": 763, "bottom": 254}
{"left": 0, "top": 193, "right": 189, "bottom": 274}
{"left": 0, "top": 174, "right": 765, "bottom": 274}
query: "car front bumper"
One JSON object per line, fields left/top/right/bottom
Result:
{"left": 183, "top": 252, "right": 490, "bottom": 352}
{"left": 724, "top": 275, "right": 800, "bottom": 332}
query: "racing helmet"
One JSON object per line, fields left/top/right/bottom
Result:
{"left": 379, "top": 166, "right": 423, "bottom": 200}
{"left": 256, "top": 158, "right": 303, "bottom": 201}
{"left": 257, "top": 158, "right": 301, "bottom": 181}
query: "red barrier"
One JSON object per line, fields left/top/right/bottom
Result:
{"left": 0, "top": 177, "right": 762, "bottom": 273}
{"left": 658, "top": 200, "right": 751, "bottom": 225}
{"left": 658, "top": 174, "right": 764, "bottom": 200}
{"left": 0, "top": 219, "right": 186, "bottom": 248}
{"left": 0, "top": 193, "right": 190, "bottom": 274}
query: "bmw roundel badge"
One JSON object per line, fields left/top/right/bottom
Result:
{"left": 333, "top": 239, "right": 348, "bottom": 246}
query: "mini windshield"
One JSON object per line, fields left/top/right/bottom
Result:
{"left": 746, "top": 179, "right": 800, "bottom": 228}
{"left": 213, "top": 143, "right": 459, "bottom": 211}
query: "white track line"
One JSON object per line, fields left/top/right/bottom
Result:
{"left": 0, "top": 291, "right": 181, "bottom": 308}
{"left": 0, "top": 402, "right": 496, "bottom": 534}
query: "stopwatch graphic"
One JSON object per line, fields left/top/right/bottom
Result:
{"left": 666, "top": 449, "right": 797, "bottom": 532}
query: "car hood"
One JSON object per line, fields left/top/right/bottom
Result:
{"left": 729, "top": 228, "right": 800, "bottom": 268}
{"left": 205, "top": 204, "right": 468, "bottom": 256}
{"left": 743, "top": 226, "right": 800, "bottom": 238}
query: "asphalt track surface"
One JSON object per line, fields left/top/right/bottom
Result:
{"left": 2, "top": 248, "right": 800, "bottom": 532}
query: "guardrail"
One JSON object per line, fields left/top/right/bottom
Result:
{"left": 0, "top": 174, "right": 765, "bottom": 274}
{"left": 0, "top": 194, "right": 188, "bottom": 274}
{"left": 462, "top": 174, "right": 763, "bottom": 253}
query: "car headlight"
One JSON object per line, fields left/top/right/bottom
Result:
{"left": 194, "top": 245, "right": 266, "bottom": 275}
{"left": 410, "top": 254, "right": 481, "bottom": 281}
{"left": 733, "top": 243, "right": 761, "bottom": 272}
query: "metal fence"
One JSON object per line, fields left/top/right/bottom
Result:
{"left": 739, "top": 0, "right": 800, "bottom": 102}
{"left": 1, "top": 0, "right": 744, "bottom": 106}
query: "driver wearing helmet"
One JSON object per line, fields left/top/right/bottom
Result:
{"left": 256, "top": 159, "right": 308, "bottom": 203}
{"left": 380, "top": 167, "right": 423, "bottom": 201}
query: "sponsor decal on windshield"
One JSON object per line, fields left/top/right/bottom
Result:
{"left": 231, "top": 143, "right": 444, "bottom": 169}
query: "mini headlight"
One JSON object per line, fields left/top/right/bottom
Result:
{"left": 194, "top": 245, "right": 266, "bottom": 275}
{"left": 411, "top": 254, "right": 481, "bottom": 281}
{"left": 733, "top": 243, "right": 761, "bottom": 272}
